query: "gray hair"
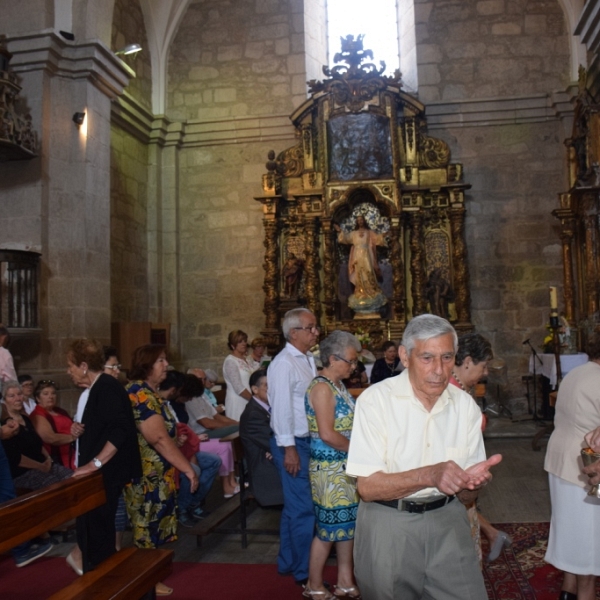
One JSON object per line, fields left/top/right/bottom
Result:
{"left": 1, "top": 380, "right": 21, "bottom": 398}
{"left": 204, "top": 369, "right": 218, "bottom": 383}
{"left": 401, "top": 314, "right": 458, "bottom": 355}
{"left": 319, "top": 330, "right": 362, "bottom": 367}
{"left": 282, "top": 307, "right": 314, "bottom": 340}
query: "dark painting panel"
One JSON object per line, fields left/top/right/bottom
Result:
{"left": 328, "top": 113, "right": 393, "bottom": 181}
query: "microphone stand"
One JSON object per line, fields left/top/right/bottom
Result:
{"left": 524, "top": 339, "right": 543, "bottom": 422}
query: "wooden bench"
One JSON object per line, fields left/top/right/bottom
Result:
{"left": 0, "top": 472, "right": 173, "bottom": 599}
{"left": 190, "top": 432, "right": 279, "bottom": 548}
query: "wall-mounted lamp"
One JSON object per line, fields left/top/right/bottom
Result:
{"left": 115, "top": 43, "right": 142, "bottom": 56}
{"left": 72, "top": 112, "right": 86, "bottom": 126}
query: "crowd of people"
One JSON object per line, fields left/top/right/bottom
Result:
{"left": 0, "top": 329, "right": 267, "bottom": 596}
{"left": 2, "top": 314, "right": 600, "bottom": 599}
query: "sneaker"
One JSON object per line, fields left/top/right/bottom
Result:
{"left": 14, "top": 540, "right": 52, "bottom": 568}
{"left": 178, "top": 512, "right": 195, "bottom": 528}
{"left": 191, "top": 506, "right": 211, "bottom": 520}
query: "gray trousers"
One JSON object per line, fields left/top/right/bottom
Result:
{"left": 354, "top": 499, "right": 487, "bottom": 600}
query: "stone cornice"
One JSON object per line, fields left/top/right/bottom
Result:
{"left": 425, "top": 92, "right": 575, "bottom": 129}
{"left": 112, "top": 92, "right": 154, "bottom": 143}
{"left": 5, "top": 30, "right": 133, "bottom": 100}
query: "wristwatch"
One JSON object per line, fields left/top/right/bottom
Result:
{"left": 93, "top": 457, "right": 102, "bottom": 469}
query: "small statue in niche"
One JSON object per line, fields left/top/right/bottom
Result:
{"left": 334, "top": 214, "right": 388, "bottom": 316}
{"left": 425, "top": 268, "right": 454, "bottom": 319}
{"left": 282, "top": 253, "right": 304, "bottom": 297}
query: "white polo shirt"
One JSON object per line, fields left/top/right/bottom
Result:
{"left": 346, "top": 369, "right": 485, "bottom": 499}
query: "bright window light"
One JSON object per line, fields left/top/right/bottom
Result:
{"left": 327, "top": 0, "right": 400, "bottom": 74}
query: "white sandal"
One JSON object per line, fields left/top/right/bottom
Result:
{"left": 303, "top": 586, "right": 334, "bottom": 599}
{"left": 334, "top": 585, "right": 361, "bottom": 599}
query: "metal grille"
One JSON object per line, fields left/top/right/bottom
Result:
{"left": 0, "top": 250, "right": 40, "bottom": 328}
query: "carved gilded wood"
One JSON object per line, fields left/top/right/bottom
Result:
{"left": 255, "top": 36, "right": 473, "bottom": 347}
{"left": 553, "top": 68, "right": 600, "bottom": 347}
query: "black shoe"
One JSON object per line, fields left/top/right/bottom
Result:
{"left": 559, "top": 593, "right": 577, "bottom": 600}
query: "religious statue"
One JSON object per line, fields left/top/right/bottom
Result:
{"left": 334, "top": 214, "right": 388, "bottom": 317}
{"left": 425, "top": 268, "right": 454, "bottom": 319}
{"left": 282, "top": 252, "right": 303, "bottom": 297}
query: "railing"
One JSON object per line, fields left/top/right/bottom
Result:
{"left": 0, "top": 249, "right": 40, "bottom": 328}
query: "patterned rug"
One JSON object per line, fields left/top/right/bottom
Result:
{"left": 482, "top": 522, "right": 599, "bottom": 599}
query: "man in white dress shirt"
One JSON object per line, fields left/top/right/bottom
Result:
{"left": 346, "top": 314, "right": 502, "bottom": 600}
{"left": 268, "top": 308, "right": 319, "bottom": 586}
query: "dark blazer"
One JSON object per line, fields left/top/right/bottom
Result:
{"left": 239, "top": 398, "right": 283, "bottom": 506}
{"left": 370, "top": 357, "right": 401, "bottom": 384}
{"left": 79, "top": 373, "right": 142, "bottom": 490}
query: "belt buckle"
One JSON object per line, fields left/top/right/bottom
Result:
{"left": 401, "top": 500, "right": 426, "bottom": 514}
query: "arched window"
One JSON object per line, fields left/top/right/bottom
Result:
{"left": 327, "top": 0, "right": 400, "bottom": 73}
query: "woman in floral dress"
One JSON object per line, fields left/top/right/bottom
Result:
{"left": 303, "top": 331, "right": 362, "bottom": 600}
{"left": 125, "top": 344, "right": 198, "bottom": 597}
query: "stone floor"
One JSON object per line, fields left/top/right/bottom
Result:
{"left": 46, "top": 415, "right": 554, "bottom": 566}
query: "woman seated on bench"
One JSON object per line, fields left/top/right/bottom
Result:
{"left": 30, "top": 380, "right": 76, "bottom": 469}
{"left": 180, "top": 373, "right": 241, "bottom": 498}
{"left": 0, "top": 381, "right": 73, "bottom": 491}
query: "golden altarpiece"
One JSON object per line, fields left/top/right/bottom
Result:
{"left": 553, "top": 67, "right": 600, "bottom": 346}
{"left": 255, "top": 37, "right": 473, "bottom": 348}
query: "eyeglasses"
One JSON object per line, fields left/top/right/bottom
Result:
{"left": 333, "top": 355, "right": 359, "bottom": 367}
{"left": 38, "top": 380, "right": 56, "bottom": 387}
{"left": 293, "top": 325, "right": 320, "bottom": 333}
{"left": 104, "top": 364, "right": 121, "bottom": 371}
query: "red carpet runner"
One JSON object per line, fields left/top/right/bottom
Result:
{"left": 2, "top": 523, "right": 598, "bottom": 599}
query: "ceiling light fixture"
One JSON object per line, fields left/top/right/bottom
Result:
{"left": 115, "top": 43, "right": 142, "bottom": 56}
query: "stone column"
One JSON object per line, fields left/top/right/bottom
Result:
{"left": 1, "top": 32, "right": 131, "bottom": 379}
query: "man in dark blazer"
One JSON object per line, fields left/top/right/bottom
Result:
{"left": 239, "top": 370, "right": 283, "bottom": 506}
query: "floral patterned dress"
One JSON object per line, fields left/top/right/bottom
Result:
{"left": 305, "top": 375, "right": 359, "bottom": 542}
{"left": 124, "top": 381, "right": 178, "bottom": 548}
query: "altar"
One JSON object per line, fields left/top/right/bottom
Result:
{"left": 529, "top": 352, "right": 588, "bottom": 387}
{"left": 254, "top": 36, "right": 473, "bottom": 350}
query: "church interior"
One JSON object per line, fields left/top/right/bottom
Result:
{"left": 0, "top": 0, "right": 598, "bottom": 413}
{"left": 1, "top": 0, "right": 600, "bottom": 596}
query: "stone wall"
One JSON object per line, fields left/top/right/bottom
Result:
{"left": 111, "top": 0, "right": 152, "bottom": 112}
{"left": 109, "top": 126, "right": 150, "bottom": 323}
{"left": 417, "top": 0, "right": 572, "bottom": 404}
{"left": 416, "top": 0, "right": 571, "bottom": 103}
{"left": 165, "top": 0, "right": 306, "bottom": 374}
{"left": 167, "top": 0, "right": 307, "bottom": 122}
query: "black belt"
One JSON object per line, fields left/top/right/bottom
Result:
{"left": 375, "top": 495, "right": 455, "bottom": 514}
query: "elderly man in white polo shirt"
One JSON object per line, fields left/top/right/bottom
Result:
{"left": 268, "top": 307, "right": 319, "bottom": 586}
{"left": 347, "top": 314, "right": 502, "bottom": 600}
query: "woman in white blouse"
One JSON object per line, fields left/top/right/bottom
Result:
{"left": 222, "top": 330, "right": 253, "bottom": 422}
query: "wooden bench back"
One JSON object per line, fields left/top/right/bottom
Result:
{"left": 0, "top": 471, "right": 106, "bottom": 554}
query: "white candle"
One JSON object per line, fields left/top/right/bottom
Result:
{"left": 549, "top": 286, "right": 558, "bottom": 310}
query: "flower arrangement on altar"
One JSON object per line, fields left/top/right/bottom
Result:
{"left": 354, "top": 328, "right": 372, "bottom": 349}
{"left": 354, "top": 328, "right": 376, "bottom": 363}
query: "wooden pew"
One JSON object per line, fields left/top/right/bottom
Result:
{"left": 0, "top": 472, "right": 173, "bottom": 599}
{"left": 189, "top": 432, "right": 279, "bottom": 548}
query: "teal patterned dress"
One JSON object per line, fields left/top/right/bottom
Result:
{"left": 305, "top": 375, "right": 359, "bottom": 542}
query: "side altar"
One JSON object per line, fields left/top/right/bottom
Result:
{"left": 255, "top": 37, "right": 473, "bottom": 348}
